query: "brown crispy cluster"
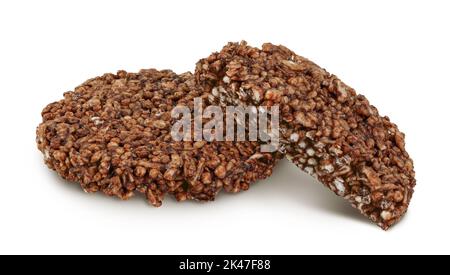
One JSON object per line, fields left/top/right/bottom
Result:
{"left": 37, "top": 42, "right": 416, "bottom": 230}
{"left": 195, "top": 42, "right": 416, "bottom": 230}
{"left": 36, "top": 69, "right": 279, "bottom": 206}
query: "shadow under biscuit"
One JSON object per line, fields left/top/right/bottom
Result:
{"left": 265, "top": 159, "right": 373, "bottom": 225}
{"left": 40, "top": 150, "right": 394, "bottom": 228}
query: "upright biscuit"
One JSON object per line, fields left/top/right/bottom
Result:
{"left": 196, "top": 42, "right": 416, "bottom": 229}
{"left": 37, "top": 69, "right": 279, "bottom": 206}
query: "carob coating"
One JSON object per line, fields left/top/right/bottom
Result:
{"left": 36, "top": 69, "right": 280, "bottom": 206}
{"left": 195, "top": 41, "right": 416, "bottom": 230}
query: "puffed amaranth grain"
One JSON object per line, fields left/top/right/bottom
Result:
{"left": 36, "top": 69, "right": 280, "bottom": 206}
{"left": 195, "top": 41, "right": 416, "bottom": 230}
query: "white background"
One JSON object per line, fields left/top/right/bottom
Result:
{"left": 0, "top": 0, "right": 449, "bottom": 255}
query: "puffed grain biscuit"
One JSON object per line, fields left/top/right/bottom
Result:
{"left": 196, "top": 42, "right": 416, "bottom": 229}
{"left": 37, "top": 69, "right": 280, "bottom": 206}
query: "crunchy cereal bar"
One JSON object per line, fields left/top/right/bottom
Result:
{"left": 196, "top": 42, "right": 416, "bottom": 229}
{"left": 37, "top": 69, "right": 279, "bottom": 206}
